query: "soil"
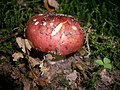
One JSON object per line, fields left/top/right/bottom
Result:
{"left": 0, "top": 50, "right": 120, "bottom": 90}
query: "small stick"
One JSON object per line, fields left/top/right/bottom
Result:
{"left": 0, "top": 32, "right": 18, "bottom": 43}
{"left": 84, "top": 26, "right": 92, "bottom": 58}
{"left": 28, "top": 65, "right": 47, "bottom": 87}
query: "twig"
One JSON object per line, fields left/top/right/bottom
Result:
{"left": 28, "top": 65, "right": 47, "bottom": 87}
{"left": 84, "top": 26, "right": 92, "bottom": 58}
{"left": 0, "top": 32, "right": 18, "bottom": 43}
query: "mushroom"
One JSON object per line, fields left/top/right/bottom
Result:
{"left": 25, "top": 13, "right": 84, "bottom": 56}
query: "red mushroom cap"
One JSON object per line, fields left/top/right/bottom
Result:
{"left": 25, "top": 13, "right": 84, "bottom": 56}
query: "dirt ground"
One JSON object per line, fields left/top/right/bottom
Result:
{"left": 0, "top": 49, "right": 120, "bottom": 90}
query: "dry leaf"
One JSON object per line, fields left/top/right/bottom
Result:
{"left": 28, "top": 56, "right": 40, "bottom": 67}
{"left": 39, "top": 62, "right": 50, "bottom": 75}
{"left": 25, "top": 39, "right": 32, "bottom": 51}
{"left": 16, "top": 37, "right": 32, "bottom": 53}
{"left": 48, "top": 0, "right": 59, "bottom": 9}
{"left": 18, "top": 63, "right": 25, "bottom": 68}
{"left": 16, "top": 37, "right": 26, "bottom": 53}
{"left": 12, "top": 52, "right": 24, "bottom": 61}
{"left": 66, "top": 70, "right": 77, "bottom": 84}
{"left": 75, "top": 62, "right": 84, "bottom": 71}
{"left": 100, "top": 69, "right": 113, "bottom": 83}
{"left": 17, "top": 0, "right": 24, "bottom": 5}
{"left": 23, "top": 79, "right": 31, "bottom": 90}
{"left": 29, "top": 68, "right": 47, "bottom": 87}
{"left": 44, "top": 54, "right": 55, "bottom": 60}
{"left": 39, "top": 62, "right": 51, "bottom": 83}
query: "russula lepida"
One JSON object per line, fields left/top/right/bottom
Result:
{"left": 25, "top": 13, "right": 84, "bottom": 56}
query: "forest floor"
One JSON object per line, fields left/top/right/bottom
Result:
{"left": 0, "top": 0, "right": 120, "bottom": 90}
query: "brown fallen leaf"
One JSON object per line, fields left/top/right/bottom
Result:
{"left": 47, "top": 0, "right": 59, "bottom": 9}
{"left": 17, "top": 0, "right": 24, "bottom": 5}
{"left": 16, "top": 37, "right": 32, "bottom": 53}
{"left": 39, "top": 62, "right": 50, "bottom": 75}
{"left": 100, "top": 69, "right": 113, "bottom": 83}
{"left": 66, "top": 70, "right": 77, "bottom": 85}
{"left": 44, "top": 0, "right": 59, "bottom": 12}
{"left": 16, "top": 37, "right": 26, "bottom": 53}
{"left": 74, "top": 62, "right": 84, "bottom": 71}
{"left": 44, "top": 54, "right": 55, "bottom": 60}
{"left": 25, "top": 39, "right": 32, "bottom": 51}
{"left": 23, "top": 79, "right": 31, "bottom": 90}
{"left": 28, "top": 67, "right": 47, "bottom": 87}
{"left": 28, "top": 56, "right": 41, "bottom": 67}
{"left": 12, "top": 52, "right": 24, "bottom": 61}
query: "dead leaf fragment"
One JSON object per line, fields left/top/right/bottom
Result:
{"left": 44, "top": 54, "right": 55, "bottom": 60}
{"left": 16, "top": 37, "right": 32, "bottom": 53}
{"left": 12, "top": 52, "right": 24, "bottom": 61}
{"left": 66, "top": 70, "right": 77, "bottom": 84}
{"left": 100, "top": 69, "right": 113, "bottom": 83}
{"left": 47, "top": 0, "right": 59, "bottom": 9}
{"left": 17, "top": 0, "right": 24, "bottom": 5}
{"left": 44, "top": 0, "right": 59, "bottom": 12}
{"left": 28, "top": 56, "right": 40, "bottom": 67}
{"left": 16, "top": 37, "right": 26, "bottom": 53}
{"left": 39, "top": 62, "right": 50, "bottom": 75}
{"left": 25, "top": 39, "right": 32, "bottom": 51}
{"left": 23, "top": 79, "right": 31, "bottom": 90}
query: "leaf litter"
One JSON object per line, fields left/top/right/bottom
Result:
{"left": 8, "top": 27, "right": 120, "bottom": 89}
{"left": 9, "top": 32, "right": 120, "bottom": 90}
{"left": 0, "top": 0, "right": 120, "bottom": 90}
{"left": 13, "top": 36, "right": 89, "bottom": 89}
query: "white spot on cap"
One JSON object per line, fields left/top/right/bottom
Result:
{"left": 34, "top": 21, "right": 39, "bottom": 25}
{"left": 61, "top": 33, "right": 65, "bottom": 41}
{"left": 33, "top": 19, "right": 37, "bottom": 21}
{"left": 51, "top": 23, "right": 63, "bottom": 36}
{"left": 50, "top": 23, "right": 53, "bottom": 26}
{"left": 43, "top": 22, "right": 47, "bottom": 26}
{"left": 72, "top": 26, "right": 77, "bottom": 30}
{"left": 38, "top": 14, "right": 43, "bottom": 16}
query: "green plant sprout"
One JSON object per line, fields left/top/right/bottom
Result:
{"left": 95, "top": 57, "right": 112, "bottom": 69}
